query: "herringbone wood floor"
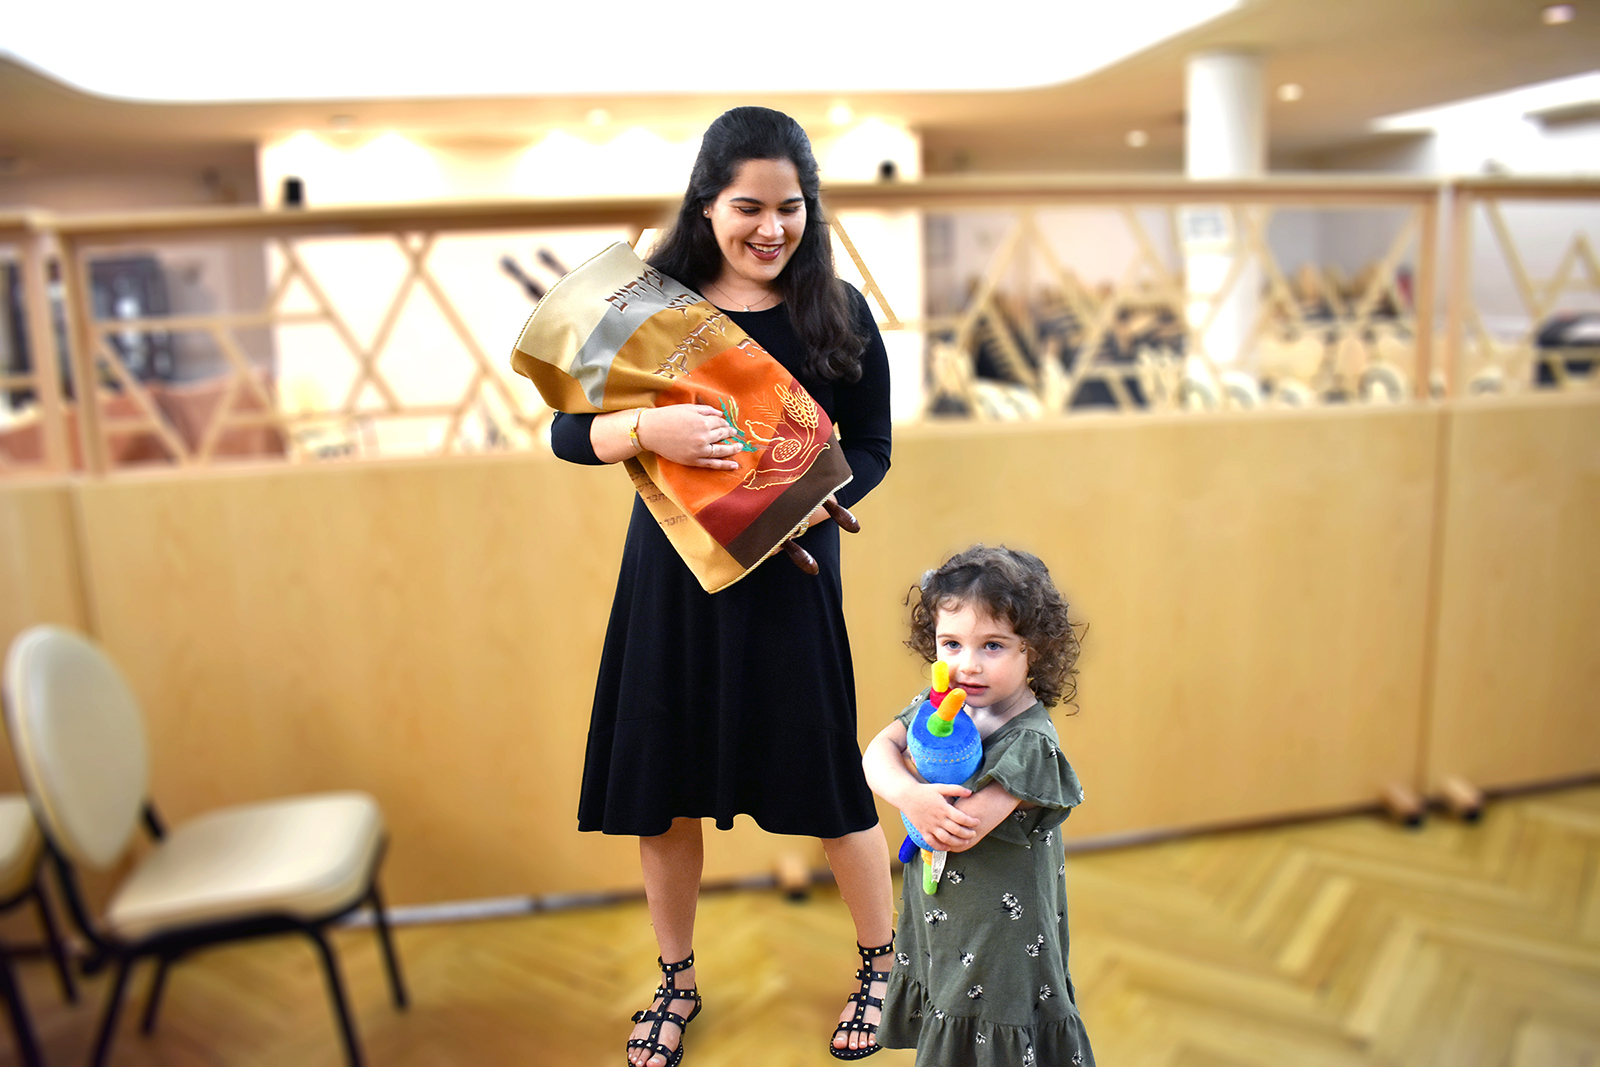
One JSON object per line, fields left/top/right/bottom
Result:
{"left": 5, "top": 784, "right": 1599, "bottom": 1066}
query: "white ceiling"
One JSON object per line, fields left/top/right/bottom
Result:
{"left": 2, "top": 0, "right": 1240, "bottom": 100}
{"left": 1, "top": 0, "right": 1596, "bottom": 175}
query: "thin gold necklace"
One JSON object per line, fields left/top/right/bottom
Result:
{"left": 705, "top": 280, "right": 778, "bottom": 312}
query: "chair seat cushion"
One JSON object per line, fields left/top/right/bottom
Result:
{"left": 0, "top": 795, "right": 42, "bottom": 901}
{"left": 106, "top": 792, "right": 383, "bottom": 944}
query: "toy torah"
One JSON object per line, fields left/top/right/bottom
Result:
{"left": 899, "top": 661, "right": 983, "bottom": 894}
{"left": 510, "top": 242, "right": 855, "bottom": 593}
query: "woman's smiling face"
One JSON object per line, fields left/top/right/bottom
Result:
{"left": 705, "top": 157, "right": 806, "bottom": 293}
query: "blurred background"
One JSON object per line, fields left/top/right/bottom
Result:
{"left": 0, "top": 0, "right": 1597, "bottom": 1063}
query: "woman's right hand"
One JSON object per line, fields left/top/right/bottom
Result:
{"left": 590, "top": 404, "right": 742, "bottom": 468}
{"left": 640, "top": 404, "right": 743, "bottom": 470}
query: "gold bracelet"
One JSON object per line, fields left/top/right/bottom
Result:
{"left": 628, "top": 409, "right": 644, "bottom": 452}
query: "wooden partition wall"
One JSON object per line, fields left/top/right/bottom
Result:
{"left": 1426, "top": 393, "right": 1600, "bottom": 793}
{"left": 849, "top": 407, "right": 1441, "bottom": 842}
{"left": 17, "top": 395, "right": 1595, "bottom": 904}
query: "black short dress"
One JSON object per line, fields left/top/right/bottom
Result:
{"left": 550, "top": 283, "right": 892, "bottom": 838}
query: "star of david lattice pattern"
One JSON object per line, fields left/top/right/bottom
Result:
{"left": 916, "top": 197, "right": 1438, "bottom": 420}
{"left": 1447, "top": 182, "right": 1600, "bottom": 396}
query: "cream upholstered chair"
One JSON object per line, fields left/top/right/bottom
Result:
{"left": 0, "top": 792, "right": 80, "bottom": 1067}
{"left": 1, "top": 626, "right": 407, "bottom": 1067}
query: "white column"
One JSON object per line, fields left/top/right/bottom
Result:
{"left": 1184, "top": 51, "right": 1265, "bottom": 381}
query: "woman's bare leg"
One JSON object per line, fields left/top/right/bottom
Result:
{"left": 823, "top": 824, "right": 895, "bottom": 1054}
{"left": 628, "top": 818, "right": 704, "bottom": 1067}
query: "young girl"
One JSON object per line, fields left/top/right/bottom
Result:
{"left": 865, "top": 545, "right": 1094, "bottom": 1066}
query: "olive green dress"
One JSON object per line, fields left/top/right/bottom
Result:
{"left": 876, "top": 696, "right": 1094, "bottom": 1067}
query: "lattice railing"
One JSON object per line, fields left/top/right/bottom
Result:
{"left": 3, "top": 177, "right": 1597, "bottom": 476}
{"left": 838, "top": 177, "right": 1441, "bottom": 417}
{"left": 1445, "top": 178, "right": 1600, "bottom": 396}
{"left": 0, "top": 215, "right": 72, "bottom": 473}
{"left": 41, "top": 200, "right": 683, "bottom": 474}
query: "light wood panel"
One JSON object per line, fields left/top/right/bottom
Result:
{"left": 843, "top": 406, "right": 1442, "bottom": 841}
{"left": 34, "top": 398, "right": 1592, "bottom": 903}
{"left": 73, "top": 454, "right": 823, "bottom": 905}
{"left": 1426, "top": 393, "right": 1600, "bottom": 792}
{"left": 0, "top": 479, "right": 87, "bottom": 794}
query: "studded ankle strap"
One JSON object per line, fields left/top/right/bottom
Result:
{"left": 855, "top": 939, "right": 894, "bottom": 963}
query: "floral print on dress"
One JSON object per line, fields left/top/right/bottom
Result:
{"left": 966, "top": 985, "right": 983, "bottom": 999}
{"left": 924, "top": 908, "right": 947, "bottom": 925}
{"left": 896, "top": 952, "right": 912, "bottom": 967}
{"left": 946, "top": 869, "right": 964, "bottom": 884}
{"left": 1024, "top": 934, "right": 1046, "bottom": 958}
{"left": 1001, "top": 893, "right": 1024, "bottom": 920}
{"left": 1039, "top": 983, "right": 1055, "bottom": 1002}
{"left": 960, "top": 951, "right": 975, "bottom": 967}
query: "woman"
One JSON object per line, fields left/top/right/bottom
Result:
{"left": 548, "top": 107, "right": 895, "bottom": 1065}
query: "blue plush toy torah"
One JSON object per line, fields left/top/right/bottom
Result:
{"left": 898, "top": 661, "right": 983, "bottom": 894}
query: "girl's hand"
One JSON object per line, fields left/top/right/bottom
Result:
{"left": 640, "top": 404, "right": 743, "bottom": 470}
{"left": 902, "top": 782, "right": 980, "bottom": 850}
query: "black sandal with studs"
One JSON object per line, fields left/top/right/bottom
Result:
{"left": 829, "top": 938, "right": 893, "bottom": 1060}
{"left": 627, "top": 953, "right": 702, "bottom": 1067}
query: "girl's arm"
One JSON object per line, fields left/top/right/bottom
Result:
{"left": 863, "top": 719, "right": 980, "bottom": 850}
{"left": 942, "top": 782, "right": 1029, "bottom": 853}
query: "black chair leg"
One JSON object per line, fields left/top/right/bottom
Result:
{"left": 308, "top": 929, "right": 363, "bottom": 1067}
{"left": 31, "top": 878, "right": 77, "bottom": 1003}
{"left": 90, "top": 957, "right": 133, "bottom": 1067}
{"left": 0, "top": 946, "right": 43, "bottom": 1067}
{"left": 139, "top": 956, "right": 172, "bottom": 1034}
{"left": 368, "top": 881, "right": 408, "bottom": 1010}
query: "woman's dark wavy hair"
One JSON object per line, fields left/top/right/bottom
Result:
{"left": 906, "top": 545, "right": 1083, "bottom": 710}
{"left": 646, "top": 106, "right": 865, "bottom": 383}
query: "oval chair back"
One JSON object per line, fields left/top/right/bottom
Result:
{"left": 2, "top": 626, "right": 149, "bottom": 872}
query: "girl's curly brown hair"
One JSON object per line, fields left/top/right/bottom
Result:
{"left": 906, "top": 544, "right": 1082, "bottom": 710}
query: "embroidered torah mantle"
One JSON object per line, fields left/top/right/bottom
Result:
{"left": 510, "top": 242, "right": 853, "bottom": 593}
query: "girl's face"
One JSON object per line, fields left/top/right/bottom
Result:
{"left": 934, "top": 601, "right": 1034, "bottom": 721}
{"left": 705, "top": 157, "right": 805, "bottom": 292}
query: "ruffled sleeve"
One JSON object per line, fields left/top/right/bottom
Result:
{"left": 967, "top": 726, "right": 1084, "bottom": 846}
{"left": 893, "top": 688, "right": 931, "bottom": 729}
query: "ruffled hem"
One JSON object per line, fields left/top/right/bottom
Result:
{"left": 878, "top": 976, "right": 1093, "bottom": 1066}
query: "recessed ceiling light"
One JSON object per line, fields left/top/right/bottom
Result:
{"left": 1542, "top": 3, "right": 1576, "bottom": 23}
{"left": 585, "top": 108, "right": 610, "bottom": 126}
{"left": 828, "top": 103, "right": 855, "bottom": 126}
{"left": 1126, "top": 129, "right": 1149, "bottom": 148}
{"left": 1277, "top": 83, "right": 1303, "bottom": 102}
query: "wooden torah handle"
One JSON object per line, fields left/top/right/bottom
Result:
{"left": 782, "top": 499, "right": 859, "bottom": 573}
{"left": 783, "top": 540, "right": 820, "bottom": 574}
{"left": 825, "top": 498, "right": 861, "bottom": 533}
